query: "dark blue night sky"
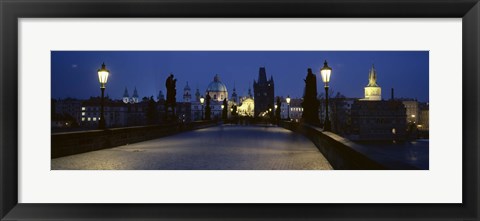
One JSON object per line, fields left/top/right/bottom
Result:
{"left": 51, "top": 51, "right": 429, "bottom": 102}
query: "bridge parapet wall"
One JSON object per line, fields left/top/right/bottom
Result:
{"left": 52, "top": 121, "right": 217, "bottom": 158}
{"left": 280, "top": 121, "right": 388, "bottom": 170}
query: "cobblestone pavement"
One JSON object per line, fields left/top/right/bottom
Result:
{"left": 52, "top": 125, "right": 333, "bottom": 170}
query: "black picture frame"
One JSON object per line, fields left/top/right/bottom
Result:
{"left": 1, "top": 0, "right": 479, "bottom": 220}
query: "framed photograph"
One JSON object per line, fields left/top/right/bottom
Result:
{"left": 1, "top": 0, "right": 479, "bottom": 220}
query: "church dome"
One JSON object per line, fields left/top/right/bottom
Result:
{"left": 206, "top": 74, "right": 227, "bottom": 92}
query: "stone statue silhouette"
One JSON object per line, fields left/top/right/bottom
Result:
{"left": 165, "top": 74, "right": 177, "bottom": 120}
{"left": 301, "top": 68, "right": 320, "bottom": 125}
{"left": 205, "top": 93, "right": 211, "bottom": 120}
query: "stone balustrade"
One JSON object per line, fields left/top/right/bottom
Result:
{"left": 52, "top": 121, "right": 217, "bottom": 158}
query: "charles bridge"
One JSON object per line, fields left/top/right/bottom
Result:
{"left": 51, "top": 120, "right": 422, "bottom": 170}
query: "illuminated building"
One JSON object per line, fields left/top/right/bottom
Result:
{"left": 280, "top": 98, "right": 303, "bottom": 121}
{"left": 122, "top": 87, "right": 140, "bottom": 104}
{"left": 205, "top": 74, "right": 228, "bottom": 119}
{"left": 238, "top": 97, "right": 254, "bottom": 117}
{"left": 206, "top": 74, "right": 228, "bottom": 102}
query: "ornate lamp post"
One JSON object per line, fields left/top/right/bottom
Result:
{"left": 200, "top": 96, "right": 205, "bottom": 120}
{"left": 286, "top": 95, "right": 291, "bottom": 121}
{"left": 97, "top": 63, "right": 109, "bottom": 129}
{"left": 320, "top": 60, "right": 332, "bottom": 131}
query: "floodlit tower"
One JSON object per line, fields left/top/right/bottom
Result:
{"left": 364, "top": 64, "right": 382, "bottom": 101}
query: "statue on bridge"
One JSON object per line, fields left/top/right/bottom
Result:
{"left": 301, "top": 68, "right": 320, "bottom": 125}
{"left": 165, "top": 74, "right": 177, "bottom": 121}
{"left": 205, "top": 93, "right": 211, "bottom": 120}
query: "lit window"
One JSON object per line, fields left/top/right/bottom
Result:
{"left": 82, "top": 112, "right": 85, "bottom": 116}
{"left": 87, "top": 117, "right": 91, "bottom": 121}
{"left": 81, "top": 107, "right": 85, "bottom": 111}
{"left": 81, "top": 117, "right": 85, "bottom": 121}
{"left": 93, "top": 117, "right": 97, "bottom": 121}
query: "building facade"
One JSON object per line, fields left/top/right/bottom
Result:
{"left": 401, "top": 100, "right": 419, "bottom": 124}
{"left": 350, "top": 100, "right": 407, "bottom": 141}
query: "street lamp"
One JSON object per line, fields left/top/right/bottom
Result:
{"left": 286, "top": 95, "right": 291, "bottom": 121}
{"left": 200, "top": 96, "right": 205, "bottom": 120}
{"left": 97, "top": 62, "right": 109, "bottom": 129}
{"left": 320, "top": 60, "right": 332, "bottom": 131}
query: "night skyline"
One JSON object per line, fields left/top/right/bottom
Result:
{"left": 51, "top": 51, "right": 429, "bottom": 102}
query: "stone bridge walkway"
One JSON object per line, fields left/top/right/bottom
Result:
{"left": 52, "top": 125, "right": 332, "bottom": 170}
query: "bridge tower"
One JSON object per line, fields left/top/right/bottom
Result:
{"left": 253, "top": 67, "right": 274, "bottom": 117}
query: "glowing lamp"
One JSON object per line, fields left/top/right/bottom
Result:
{"left": 97, "top": 63, "right": 110, "bottom": 88}
{"left": 320, "top": 60, "right": 332, "bottom": 85}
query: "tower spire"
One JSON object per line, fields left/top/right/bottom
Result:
{"left": 122, "top": 87, "right": 130, "bottom": 104}
{"left": 367, "top": 64, "right": 378, "bottom": 87}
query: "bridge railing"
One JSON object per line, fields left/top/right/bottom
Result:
{"left": 279, "top": 121, "right": 418, "bottom": 170}
{"left": 51, "top": 121, "right": 217, "bottom": 158}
